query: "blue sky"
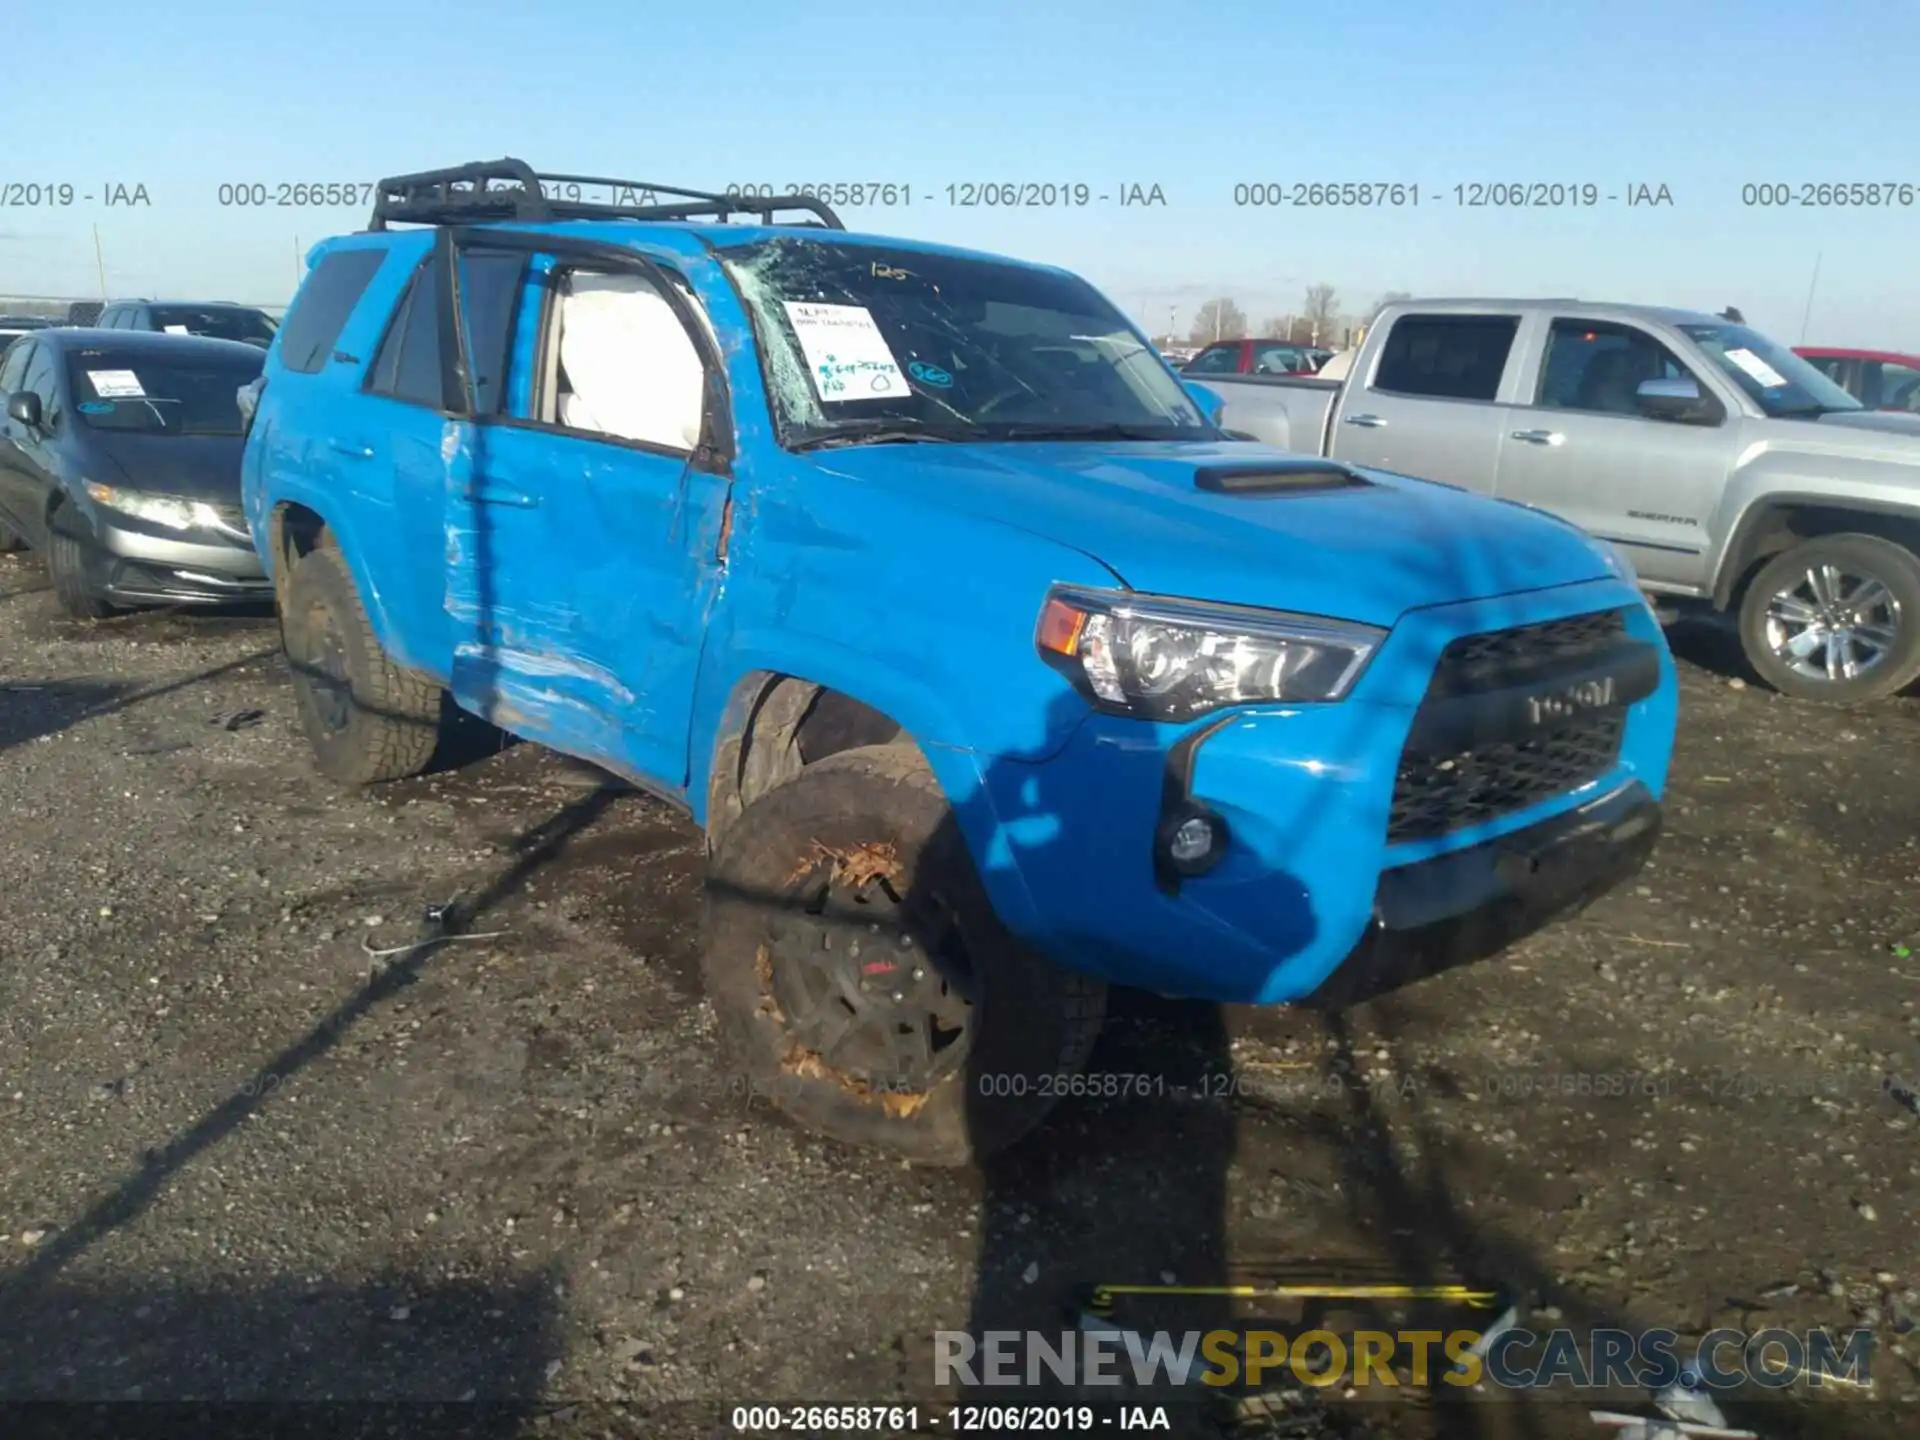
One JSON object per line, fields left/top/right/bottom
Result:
{"left": 5, "top": 0, "right": 1917, "bottom": 348}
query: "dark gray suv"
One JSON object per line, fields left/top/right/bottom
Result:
{"left": 95, "top": 300, "right": 278, "bottom": 348}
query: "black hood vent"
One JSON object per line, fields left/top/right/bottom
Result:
{"left": 1193, "top": 458, "right": 1373, "bottom": 496}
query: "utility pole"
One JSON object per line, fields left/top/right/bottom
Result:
{"left": 1798, "top": 253, "right": 1822, "bottom": 344}
{"left": 92, "top": 225, "right": 107, "bottom": 298}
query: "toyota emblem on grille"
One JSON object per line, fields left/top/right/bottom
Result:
{"left": 1525, "top": 675, "right": 1616, "bottom": 726}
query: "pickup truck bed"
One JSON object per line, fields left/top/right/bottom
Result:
{"left": 1209, "top": 374, "right": 1341, "bottom": 453}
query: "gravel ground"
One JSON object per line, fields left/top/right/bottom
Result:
{"left": 1, "top": 545, "right": 1918, "bottom": 1440}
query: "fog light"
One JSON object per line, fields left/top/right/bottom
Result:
{"left": 1169, "top": 817, "right": 1214, "bottom": 863}
{"left": 1156, "top": 806, "right": 1228, "bottom": 878}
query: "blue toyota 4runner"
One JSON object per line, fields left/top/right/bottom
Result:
{"left": 242, "top": 160, "right": 1679, "bottom": 1165}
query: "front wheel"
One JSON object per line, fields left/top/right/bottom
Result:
{"left": 702, "top": 743, "right": 1106, "bottom": 1165}
{"left": 1737, "top": 534, "right": 1920, "bottom": 703}
{"left": 47, "top": 529, "right": 112, "bottom": 619}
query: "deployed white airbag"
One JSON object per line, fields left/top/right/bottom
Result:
{"left": 557, "top": 273, "right": 705, "bottom": 451}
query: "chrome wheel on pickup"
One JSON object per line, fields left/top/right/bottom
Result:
{"left": 1738, "top": 534, "right": 1920, "bottom": 703}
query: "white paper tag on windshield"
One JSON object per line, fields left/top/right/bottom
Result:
{"left": 782, "top": 301, "right": 911, "bottom": 402}
{"left": 162, "top": 324, "right": 189, "bottom": 334}
{"left": 87, "top": 369, "right": 146, "bottom": 398}
{"left": 1724, "top": 347, "right": 1788, "bottom": 389}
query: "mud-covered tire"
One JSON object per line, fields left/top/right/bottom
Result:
{"left": 281, "top": 544, "right": 444, "bottom": 784}
{"left": 703, "top": 743, "right": 1106, "bottom": 1166}
{"left": 1737, "top": 533, "right": 1920, "bottom": 703}
{"left": 47, "top": 529, "right": 112, "bottom": 618}
{"left": 0, "top": 517, "right": 24, "bottom": 554}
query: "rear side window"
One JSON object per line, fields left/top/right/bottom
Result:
{"left": 366, "top": 249, "right": 523, "bottom": 413}
{"left": 1372, "top": 314, "right": 1520, "bottom": 402}
{"left": 1867, "top": 360, "right": 1920, "bottom": 410}
{"left": 151, "top": 305, "right": 276, "bottom": 345}
{"left": 459, "top": 250, "right": 527, "bottom": 416}
{"left": 1184, "top": 345, "right": 1241, "bottom": 374}
{"left": 278, "top": 249, "right": 386, "bottom": 374}
{"left": 368, "top": 262, "right": 442, "bottom": 407}
{"left": 0, "top": 340, "right": 29, "bottom": 392}
{"left": 1249, "top": 342, "right": 1303, "bottom": 375}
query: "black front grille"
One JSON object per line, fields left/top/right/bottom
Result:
{"left": 1388, "top": 609, "right": 1634, "bottom": 845}
{"left": 1389, "top": 710, "right": 1626, "bottom": 843}
{"left": 1428, "top": 607, "right": 1628, "bottom": 695}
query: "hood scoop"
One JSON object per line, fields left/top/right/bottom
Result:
{"left": 1193, "top": 458, "right": 1373, "bottom": 496}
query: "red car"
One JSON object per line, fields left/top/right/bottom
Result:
{"left": 1793, "top": 347, "right": 1920, "bottom": 411}
{"left": 1182, "top": 338, "right": 1327, "bottom": 377}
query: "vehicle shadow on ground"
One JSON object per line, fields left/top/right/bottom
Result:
{"left": 0, "top": 779, "right": 622, "bottom": 1391}
{"left": 1659, "top": 610, "right": 1763, "bottom": 688}
{"left": 0, "top": 1271, "right": 562, "bottom": 1424}
{"left": 0, "top": 648, "right": 278, "bottom": 755}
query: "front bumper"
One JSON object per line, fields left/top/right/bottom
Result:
{"left": 82, "top": 511, "right": 272, "bottom": 606}
{"left": 958, "top": 577, "right": 1678, "bottom": 1005}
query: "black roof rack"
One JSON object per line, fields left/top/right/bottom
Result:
{"left": 367, "top": 157, "right": 845, "bottom": 232}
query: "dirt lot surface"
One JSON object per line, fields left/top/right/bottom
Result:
{"left": 2, "top": 546, "right": 1918, "bottom": 1440}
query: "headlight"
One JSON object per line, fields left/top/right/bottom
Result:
{"left": 85, "top": 482, "right": 242, "bottom": 533}
{"left": 1035, "top": 585, "right": 1384, "bottom": 721}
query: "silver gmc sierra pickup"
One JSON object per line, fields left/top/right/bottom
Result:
{"left": 1196, "top": 298, "right": 1920, "bottom": 703}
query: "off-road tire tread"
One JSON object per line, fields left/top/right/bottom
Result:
{"left": 284, "top": 546, "right": 443, "bottom": 785}
{"left": 703, "top": 742, "right": 1106, "bottom": 1166}
{"left": 1738, "top": 533, "right": 1920, "bottom": 703}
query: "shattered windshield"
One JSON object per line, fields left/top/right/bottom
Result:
{"left": 720, "top": 237, "right": 1215, "bottom": 448}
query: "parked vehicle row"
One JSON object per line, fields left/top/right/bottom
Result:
{"left": 1196, "top": 300, "right": 1920, "bottom": 703}
{"left": 1183, "top": 337, "right": 1332, "bottom": 377}
{"left": 0, "top": 315, "right": 58, "bottom": 351}
{"left": 215, "top": 159, "right": 1678, "bottom": 1166}
{"left": 95, "top": 299, "right": 279, "bottom": 347}
{"left": 1795, "top": 345, "right": 1920, "bottom": 412}
{"left": 0, "top": 328, "right": 268, "bottom": 611}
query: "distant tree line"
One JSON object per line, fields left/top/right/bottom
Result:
{"left": 1184, "top": 287, "right": 1414, "bottom": 350}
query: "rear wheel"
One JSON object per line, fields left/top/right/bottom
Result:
{"left": 1737, "top": 533, "right": 1920, "bottom": 702}
{"left": 281, "top": 544, "right": 445, "bottom": 784}
{"left": 702, "top": 743, "right": 1106, "bottom": 1165}
{"left": 46, "top": 530, "right": 112, "bottom": 619}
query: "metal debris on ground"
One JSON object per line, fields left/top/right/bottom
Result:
{"left": 208, "top": 708, "right": 266, "bottom": 731}
{"left": 360, "top": 895, "right": 510, "bottom": 959}
{"left": 1886, "top": 1076, "right": 1920, "bottom": 1117}
{"left": 1588, "top": 1414, "right": 1756, "bottom": 1438}
{"left": 1653, "top": 1371, "right": 1731, "bottom": 1426}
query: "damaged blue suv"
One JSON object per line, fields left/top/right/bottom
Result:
{"left": 243, "top": 160, "right": 1678, "bottom": 1164}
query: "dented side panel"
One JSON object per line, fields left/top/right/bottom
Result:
{"left": 440, "top": 245, "right": 733, "bottom": 792}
